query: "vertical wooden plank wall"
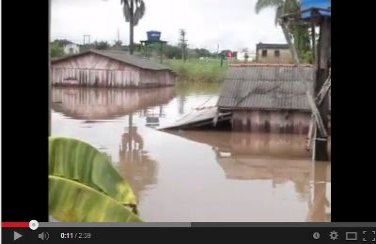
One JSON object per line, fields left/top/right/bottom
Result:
{"left": 51, "top": 53, "right": 175, "bottom": 88}
{"left": 51, "top": 67, "right": 144, "bottom": 87}
{"left": 231, "top": 110, "right": 311, "bottom": 134}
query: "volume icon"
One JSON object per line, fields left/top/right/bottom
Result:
{"left": 38, "top": 232, "right": 49, "bottom": 240}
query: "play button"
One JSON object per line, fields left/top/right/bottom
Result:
{"left": 13, "top": 231, "right": 22, "bottom": 241}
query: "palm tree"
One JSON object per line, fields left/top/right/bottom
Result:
{"left": 255, "top": 0, "right": 310, "bottom": 63}
{"left": 121, "top": 0, "right": 146, "bottom": 55}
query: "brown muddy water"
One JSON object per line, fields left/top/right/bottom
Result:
{"left": 51, "top": 82, "right": 331, "bottom": 222}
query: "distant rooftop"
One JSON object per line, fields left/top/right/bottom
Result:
{"left": 52, "top": 49, "right": 173, "bottom": 71}
{"left": 256, "top": 43, "right": 290, "bottom": 50}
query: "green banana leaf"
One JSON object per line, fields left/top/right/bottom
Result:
{"left": 49, "top": 137, "right": 141, "bottom": 222}
{"left": 49, "top": 176, "right": 141, "bottom": 222}
{"left": 49, "top": 137, "right": 137, "bottom": 206}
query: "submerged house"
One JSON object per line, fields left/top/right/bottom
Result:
{"left": 217, "top": 64, "right": 314, "bottom": 134}
{"left": 51, "top": 49, "right": 176, "bottom": 88}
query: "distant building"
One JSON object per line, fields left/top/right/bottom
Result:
{"left": 236, "top": 52, "right": 256, "bottom": 62}
{"left": 255, "top": 43, "right": 292, "bottom": 64}
{"left": 63, "top": 42, "right": 80, "bottom": 55}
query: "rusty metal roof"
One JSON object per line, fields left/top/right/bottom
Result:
{"left": 52, "top": 49, "right": 173, "bottom": 71}
{"left": 218, "top": 66, "right": 314, "bottom": 111}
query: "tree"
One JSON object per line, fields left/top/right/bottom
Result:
{"left": 121, "top": 0, "right": 146, "bottom": 55}
{"left": 194, "top": 48, "right": 212, "bottom": 58}
{"left": 50, "top": 42, "right": 65, "bottom": 58}
{"left": 95, "top": 41, "right": 110, "bottom": 50}
{"left": 255, "top": 0, "right": 311, "bottom": 63}
{"left": 162, "top": 45, "right": 181, "bottom": 59}
{"left": 52, "top": 39, "right": 72, "bottom": 48}
{"left": 114, "top": 40, "right": 123, "bottom": 48}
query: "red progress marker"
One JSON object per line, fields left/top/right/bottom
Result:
{"left": 1, "top": 222, "right": 29, "bottom": 228}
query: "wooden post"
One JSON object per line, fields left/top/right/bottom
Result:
{"left": 311, "top": 23, "right": 316, "bottom": 61}
{"left": 313, "top": 17, "right": 330, "bottom": 161}
{"left": 160, "top": 42, "right": 163, "bottom": 64}
{"left": 128, "top": 114, "right": 133, "bottom": 151}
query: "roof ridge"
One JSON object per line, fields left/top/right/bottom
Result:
{"left": 52, "top": 49, "right": 172, "bottom": 71}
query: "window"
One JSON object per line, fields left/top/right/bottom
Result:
{"left": 262, "top": 49, "right": 267, "bottom": 57}
{"left": 69, "top": 48, "right": 74, "bottom": 54}
{"left": 274, "top": 50, "right": 280, "bottom": 57}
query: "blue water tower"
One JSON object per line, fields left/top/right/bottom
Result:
{"left": 301, "top": 0, "right": 331, "bottom": 19}
{"left": 147, "top": 31, "right": 161, "bottom": 42}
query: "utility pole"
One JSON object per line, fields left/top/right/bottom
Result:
{"left": 83, "top": 34, "right": 91, "bottom": 45}
{"left": 179, "top": 29, "right": 187, "bottom": 62}
{"left": 129, "top": 0, "right": 134, "bottom": 54}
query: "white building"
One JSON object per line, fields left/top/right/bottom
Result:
{"left": 236, "top": 51, "right": 256, "bottom": 62}
{"left": 63, "top": 43, "right": 80, "bottom": 55}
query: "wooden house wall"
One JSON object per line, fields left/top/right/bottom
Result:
{"left": 231, "top": 110, "right": 311, "bottom": 134}
{"left": 139, "top": 70, "right": 175, "bottom": 87}
{"left": 51, "top": 53, "right": 174, "bottom": 88}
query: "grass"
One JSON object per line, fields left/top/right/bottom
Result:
{"left": 164, "top": 58, "right": 228, "bottom": 83}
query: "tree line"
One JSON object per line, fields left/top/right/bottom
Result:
{"left": 50, "top": 38, "right": 217, "bottom": 59}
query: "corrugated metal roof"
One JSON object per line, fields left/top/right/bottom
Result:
{"left": 52, "top": 49, "right": 173, "bottom": 71}
{"left": 218, "top": 66, "right": 314, "bottom": 111}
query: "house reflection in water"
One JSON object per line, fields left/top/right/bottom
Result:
{"left": 51, "top": 87, "right": 175, "bottom": 120}
{"left": 117, "top": 124, "right": 157, "bottom": 200}
{"left": 169, "top": 131, "right": 331, "bottom": 222}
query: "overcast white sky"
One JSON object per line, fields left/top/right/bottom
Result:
{"left": 51, "top": 0, "right": 286, "bottom": 53}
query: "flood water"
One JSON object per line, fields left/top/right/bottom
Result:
{"left": 51, "top": 82, "right": 331, "bottom": 222}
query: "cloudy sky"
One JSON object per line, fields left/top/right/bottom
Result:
{"left": 51, "top": 0, "right": 286, "bottom": 53}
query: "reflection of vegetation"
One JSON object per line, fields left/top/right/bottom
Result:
{"left": 175, "top": 80, "right": 222, "bottom": 96}
{"left": 49, "top": 137, "right": 141, "bottom": 222}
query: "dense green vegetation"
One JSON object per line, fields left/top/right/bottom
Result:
{"left": 50, "top": 42, "right": 65, "bottom": 58}
{"left": 165, "top": 59, "right": 228, "bottom": 83}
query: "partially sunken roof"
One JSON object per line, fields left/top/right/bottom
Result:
{"left": 217, "top": 65, "right": 314, "bottom": 111}
{"left": 52, "top": 49, "right": 173, "bottom": 71}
